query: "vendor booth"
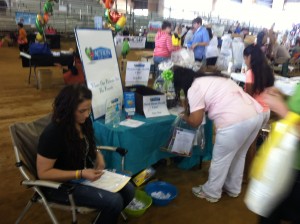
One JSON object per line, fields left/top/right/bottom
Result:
{"left": 75, "top": 28, "right": 213, "bottom": 175}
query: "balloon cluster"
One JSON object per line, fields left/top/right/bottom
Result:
{"left": 35, "top": 0, "right": 58, "bottom": 42}
{"left": 101, "top": 0, "right": 126, "bottom": 32}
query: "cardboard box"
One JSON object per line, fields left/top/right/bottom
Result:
{"left": 124, "top": 86, "right": 164, "bottom": 115}
{"left": 37, "top": 69, "right": 53, "bottom": 89}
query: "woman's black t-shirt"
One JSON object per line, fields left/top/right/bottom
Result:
{"left": 38, "top": 122, "right": 94, "bottom": 170}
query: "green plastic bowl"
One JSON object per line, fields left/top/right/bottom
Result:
{"left": 124, "top": 189, "right": 152, "bottom": 217}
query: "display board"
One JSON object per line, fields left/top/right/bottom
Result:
{"left": 75, "top": 29, "right": 123, "bottom": 120}
{"left": 15, "top": 12, "right": 37, "bottom": 25}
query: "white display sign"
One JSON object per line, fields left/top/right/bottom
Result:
{"left": 114, "top": 36, "right": 146, "bottom": 49}
{"left": 75, "top": 29, "right": 123, "bottom": 119}
{"left": 125, "top": 61, "right": 150, "bottom": 86}
{"left": 143, "top": 95, "right": 170, "bottom": 118}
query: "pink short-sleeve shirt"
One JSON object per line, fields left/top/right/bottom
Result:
{"left": 188, "top": 77, "right": 262, "bottom": 128}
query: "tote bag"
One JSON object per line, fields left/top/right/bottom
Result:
{"left": 244, "top": 112, "right": 300, "bottom": 217}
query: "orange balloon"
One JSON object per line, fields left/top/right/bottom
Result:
{"left": 43, "top": 13, "right": 49, "bottom": 24}
{"left": 102, "top": 0, "right": 114, "bottom": 9}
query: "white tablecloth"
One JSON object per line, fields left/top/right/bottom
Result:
{"left": 230, "top": 72, "right": 299, "bottom": 96}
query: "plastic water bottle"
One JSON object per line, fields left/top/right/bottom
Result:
{"left": 113, "top": 104, "right": 120, "bottom": 128}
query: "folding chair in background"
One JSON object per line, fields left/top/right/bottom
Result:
{"left": 9, "top": 114, "right": 128, "bottom": 224}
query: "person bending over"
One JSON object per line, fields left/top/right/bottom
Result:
{"left": 173, "top": 67, "right": 263, "bottom": 203}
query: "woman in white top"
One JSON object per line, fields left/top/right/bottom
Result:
{"left": 205, "top": 27, "right": 219, "bottom": 66}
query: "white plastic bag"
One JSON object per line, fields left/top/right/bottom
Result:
{"left": 171, "top": 49, "right": 195, "bottom": 68}
{"left": 216, "top": 34, "right": 233, "bottom": 71}
{"left": 232, "top": 37, "right": 245, "bottom": 70}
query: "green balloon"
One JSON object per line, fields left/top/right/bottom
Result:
{"left": 115, "top": 24, "right": 122, "bottom": 32}
{"left": 35, "top": 17, "right": 44, "bottom": 34}
{"left": 104, "top": 9, "right": 111, "bottom": 23}
{"left": 44, "top": 1, "right": 53, "bottom": 14}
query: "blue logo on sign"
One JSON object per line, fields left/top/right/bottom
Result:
{"left": 85, "top": 46, "right": 112, "bottom": 61}
{"left": 150, "top": 97, "right": 160, "bottom": 102}
{"left": 134, "top": 63, "right": 145, "bottom": 68}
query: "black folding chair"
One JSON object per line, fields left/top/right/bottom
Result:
{"left": 9, "top": 114, "right": 128, "bottom": 223}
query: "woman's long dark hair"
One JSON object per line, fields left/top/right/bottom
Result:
{"left": 243, "top": 44, "right": 274, "bottom": 94}
{"left": 52, "top": 84, "right": 96, "bottom": 168}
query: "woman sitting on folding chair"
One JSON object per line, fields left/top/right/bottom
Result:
{"left": 37, "top": 84, "right": 135, "bottom": 224}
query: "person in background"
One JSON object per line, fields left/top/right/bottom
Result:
{"left": 205, "top": 27, "right": 219, "bottom": 66}
{"left": 122, "top": 27, "right": 129, "bottom": 36}
{"left": 244, "top": 44, "right": 275, "bottom": 127}
{"left": 256, "top": 28, "right": 273, "bottom": 58}
{"left": 240, "top": 27, "right": 250, "bottom": 40}
{"left": 183, "top": 26, "right": 195, "bottom": 48}
{"left": 260, "top": 85, "right": 300, "bottom": 224}
{"left": 121, "top": 37, "right": 130, "bottom": 59}
{"left": 142, "top": 28, "right": 148, "bottom": 37}
{"left": 173, "top": 67, "right": 263, "bottom": 203}
{"left": 153, "top": 20, "right": 180, "bottom": 78}
{"left": 189, "top": 17, "right": 210, "bottom": 62}
{"left": 37, "top": 84, "right": 135, "bottom": 224}
{"left": 181, "top": 25, "right": 187, "bottom": 37}
{"left": 234, "top": 22, "right": 241, "bottom": 34}
{"left": 280, "top": 34, "right": 290, "bottom": 51}
{"left": 291, "top": 38, "right": 300, "bottom": 58}
{"left": 172, "top": 25, "right": 182, "bottom": 47}
{"left": 17, "top": 22, "right": 28, "bottom": 53}
{"left": 56, "top": 50, "right": 85, "bottom": 85}
{"left": 243, "top": 44, "right": 275, "bottom": 181}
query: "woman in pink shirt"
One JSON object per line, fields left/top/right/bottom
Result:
{"left": 173, "top": 67, "right": 263, "bottom": 203}
{"left": 243, "top": 44, "right": 275, "bottom": 126}
{"left": 243, "top": 44, "right": 275, "bottom": 185}
{"left": 153, "top": 21, "right": 179, "bottom": 78}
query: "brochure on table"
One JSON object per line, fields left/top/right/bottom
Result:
{"left": 105, "top": 97, "right": 122, "bottom": 125}
{"left": 125, "top": 61, "right": 151, "bottom": 87}
{"left": 143, "top": 95, "right": 170, "bottom": 118}
{"left": 75, "top": 29, "right": 123, "bottom": 120}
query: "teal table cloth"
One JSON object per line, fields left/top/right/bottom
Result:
{"left": 93, "top": 113, "right": 213, "bottom": 175}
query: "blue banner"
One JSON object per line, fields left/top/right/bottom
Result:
{"left": 15, "top": 12, "right": 37, "bottom": 25}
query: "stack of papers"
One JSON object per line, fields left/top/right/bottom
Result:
{"left": 82, "top": 170, "right": 131, "bottom": 193}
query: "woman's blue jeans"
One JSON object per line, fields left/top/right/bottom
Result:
{"left": 42, "top": 182, "right": 135, "bottom": 224}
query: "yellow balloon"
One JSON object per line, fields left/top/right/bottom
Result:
{"left": 36, "top": 33, "right": 44, "bottom": 42}
{"left": 116, "top": 16, "right": 126, "bottom": 28}
{"left": 37, "top": 14, "right": 44, "bottom": 25}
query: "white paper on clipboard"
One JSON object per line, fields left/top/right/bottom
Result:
{"left": 171, "top": 128, "right": 195, "bottom": 155}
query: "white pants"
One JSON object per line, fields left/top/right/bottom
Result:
{"left": 261, "top": 110, "right": 270, "bottom": 129}
{"left": 202, "top": 113, "right": 263, "bottom": 199}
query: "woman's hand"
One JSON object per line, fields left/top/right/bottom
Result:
{"left": 82, "top": 169, "right": 104, "bottom": 182}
